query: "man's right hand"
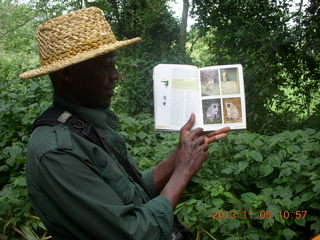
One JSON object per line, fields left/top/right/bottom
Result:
{"left": 160, "top": 113, "right": 230, "bottom": 208}
{"left": 174, "top": 113, "right": 209, "bottom": 179}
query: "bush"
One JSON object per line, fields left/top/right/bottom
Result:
{"left": 176, "top": 129, "right": 320, "bottom": 240}
{"left": 0, "top": 55, "right": 52, "bottom": 239}
{"left": 118, "top": 113, "right": 320, "bottom": 239}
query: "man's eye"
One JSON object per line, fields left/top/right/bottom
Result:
{"left": 105, "top": 57, "right": 115, "bottom": 66}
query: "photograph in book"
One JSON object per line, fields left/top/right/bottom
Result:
{"left": 202, "top": 99, "right": 222, "bottom": 124}
{"left": 153, "top": 64, "right": 246, "bottom": 131}
{"left": 220, "top": 68, "right": 240, "bottom": 95}
{"left": 200, "top": 69, "right": 219, "bottom": 96}
{"left": 223, "top": 98, "right": 243, "bottom": 123}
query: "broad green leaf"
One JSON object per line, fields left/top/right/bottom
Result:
{"left": 263, "top": 218, "right": 275, "bottom": 229}
{"left": 223, "top": 192, "right": 233, "bottom": 199}
{"left": 260, "top": 164, "right": 274, "bottom": 177}
{"left": 241, "top": 192, "right": 256, "bottom": 203}
{"left": 278, "top": 186, "right": 292, "bottom": 199}
{"left": 250, "top": 150, "right": 263, "bottom": 162}
{"left": 294, "top": 218, "right": 306, "bottom": 227}
{"left": 279, "top": 168, "right": 292, "bottom": 178}
{"left": 237, "top": 161, "right": 249, "bottom": 172}
{"left": 212, "top": 198, "right": 224, "bottom": 208}
{"left": 312, "top": 180, "right": 320, "bottom": 193}
{"left": 221, "top": 167, "right": 233, "bottom": 174}
{"left": 282, "top": 228, "right": 296, "bottom": 240}
{"left": 267, "top": 154, "right": 282, "bottom": 168}
{"left": 311, "top": 220, "right": 320, "bottom": 233}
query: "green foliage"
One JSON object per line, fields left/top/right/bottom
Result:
{"left": 103, "top": 0, "right": 192, "bottom": 115}
{"left": 118, "top": 112, "right": 179, "bottom": 170}
{"left": 118, "top": 113, "right": 320, "bottom": 239}
{"left": 0, "top": 9, "right": 52, "bottom": 235}
{"left": 0, "top": 70, "right": 51, "bottom": 238}
{"left": 191, "top": 0, "right": 320, "bottom": 134}
{"left": 176, "top": 129, "right": 320, "bottom": 239}
{"left": 0, "top": 75, "right": 51, "bottom": 239}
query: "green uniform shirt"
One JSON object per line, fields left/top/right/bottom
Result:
{"left": 26, "top": 97, "right": 173, "bottom": 240}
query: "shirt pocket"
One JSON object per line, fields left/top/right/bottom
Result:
{"left": 101, "top": 160, "right": 135, "bottom": 204}
{"left": 107, "top": 174, "right": 135, "bottom": 204}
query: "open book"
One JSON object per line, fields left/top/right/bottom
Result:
{"left": 153, "top": 64, "right": 246, "bottom": 131}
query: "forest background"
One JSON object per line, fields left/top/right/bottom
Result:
{"left": 0, "top": 0, "right": 319, "bottom": 239}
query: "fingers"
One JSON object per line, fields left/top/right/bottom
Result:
{"left": 194, "top": 135, "right": 205, "bottom": 146}
{"left": 206, "top": 127, "right": 231, "bottom": 138}
{"left": 189, "top": 127, "right": 204, "bottom": 140}
{"left": 206, "top": 133, "right": 228, "bottom": 144}
{"left": 181, "top": 113, "right": 195, "bottom": 132}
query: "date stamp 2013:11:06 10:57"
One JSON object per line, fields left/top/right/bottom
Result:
{"left": 211, "top": 210, "right": 308, "bottom": 220}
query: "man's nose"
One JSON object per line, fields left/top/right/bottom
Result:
{"left": 110, "top": 66, "right": 120, "bottom": 80}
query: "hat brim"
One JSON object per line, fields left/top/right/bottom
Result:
{"left": 19, "top": 37, "right": 141, "bottom": 79}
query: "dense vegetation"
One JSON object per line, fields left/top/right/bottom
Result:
{"left": 0, "top": 0, "right": 319, "bottom": 239}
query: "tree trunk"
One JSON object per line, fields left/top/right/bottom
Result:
{"left": 178, "top": 0, "right": 189, "bottom": 53}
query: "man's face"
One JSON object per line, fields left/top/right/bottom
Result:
{"left": 67, "top": 52, "right": 119, "bottom": 108}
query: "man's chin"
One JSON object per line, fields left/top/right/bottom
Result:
{"left": 104, "top": 99, "right": 112, "bottom": 109}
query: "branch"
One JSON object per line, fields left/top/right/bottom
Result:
{"left": 0, "top": 15, "right": 36, "bottom": 40}
{"left": 189, "top": 34, "right": 202, "bottom": 53}
{"left": 12, "top": 227, "right": 29, "bottom": 240}
{"left": 286, "top": 0, "right": 304, "bottom": 22}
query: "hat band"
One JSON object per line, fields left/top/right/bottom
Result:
{"left": 40, "top": 34, "right": 116, "bottom": 66}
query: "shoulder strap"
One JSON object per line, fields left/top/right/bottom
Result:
{"left": 32, "top": 105, "right": 153, "bottom": 199}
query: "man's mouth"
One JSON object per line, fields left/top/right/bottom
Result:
{"left": 105, "top": 87, "right": 115, "bottom": 96}
{"left": 105, "top": 82, "right": 116, "bottom": 96}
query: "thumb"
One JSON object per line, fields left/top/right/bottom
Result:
{"left": 181, "top": 113, "right": 195, "bottom": 132}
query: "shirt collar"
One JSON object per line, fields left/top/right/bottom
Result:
{"left": 53, "top": 96, "right": 120, "bottom": 132}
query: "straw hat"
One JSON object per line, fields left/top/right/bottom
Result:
{"left": 19, "top": 7, "right": 141, "bottom": 79}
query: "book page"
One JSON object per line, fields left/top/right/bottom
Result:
{"left": 153, "top": 64, "right": 202, "bottom": 131}
{"left": 199, "top": 64, "right": 246, "bottom": 130}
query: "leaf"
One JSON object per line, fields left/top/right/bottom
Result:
{"left": 294, "top": 218, "right": 306, "bottom": 227}
{"left": 263, "top": 218, "right": 275, "bottom": 229}
{"left": 137, "top": 131, "right": 147, "bottom": 140}
{"left": 212, "top": 198, "right": 224, "bottom": 208}
{"left": 241, "top": 192, "right": 256, "bottom": 203}
{"left": 255, "top": 180, "right": 268, "bottom": 188}
{"left": 250, "top": 150, "right": 263, "bottom": 162}
{"left": 302, "top": 141, "right": 318, "bottom": 152}
{"left": 301, "top": 192, "right": 314, "bottom": 202}
{"left": 225, "top": 219, "right": 241, "bottom": 231}
{"left": 278, "top": 186, "right": 292, "bottom": 200}
{"left": 237, "top": 161, "right": 249, "bottom": 172}
{"left": 260, "top": 164, "right": 274, "bottom": 177}
{"left": 294, "top": 183, "right": 307, "bottom": 193}
{"left": 291, "top": 197, "right": 302, "bottom": 208}
{"left": 279, "top": 168, "right": 292, "bottom": 178}
{"left": 282, "top": 228, "right": 296, "bottom": 240}
{"left": 225, "top": 237, "right": 238, "bottom": 240}
{"left": 221, "top": 167, "right": 233, "bottom": 174}
{"left": 223, "top": 192, "right": 233, "bottom": 199}
{"left": 311, "top": 220, "right": 320, "bottom": 233}
{"left": 267, "top": 154, "right": 282, "bottom": 168}
{"left": 286, "top": 145, "right": 295, "bottom": 155}
{"left": 187, "top": 199, "right": 197, "bottom": 205}
{"left": 312, "top": 180, "right": 320, "bottom": 193}
{"left": 20, "top": 225, "right": 39, "bottom": 240}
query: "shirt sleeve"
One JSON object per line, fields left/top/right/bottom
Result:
{"left": 36, "top": 150, "right": 173, "bottom": 240}
{"left": 141, "top": 168, "right": 158, "bottom": 197}
{"left": 126, "top": 151, "right": 158, "bottom": 197}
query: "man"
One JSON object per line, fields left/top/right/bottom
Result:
{"left": 20, "top": 7, "right": 230, "bottom": 240}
